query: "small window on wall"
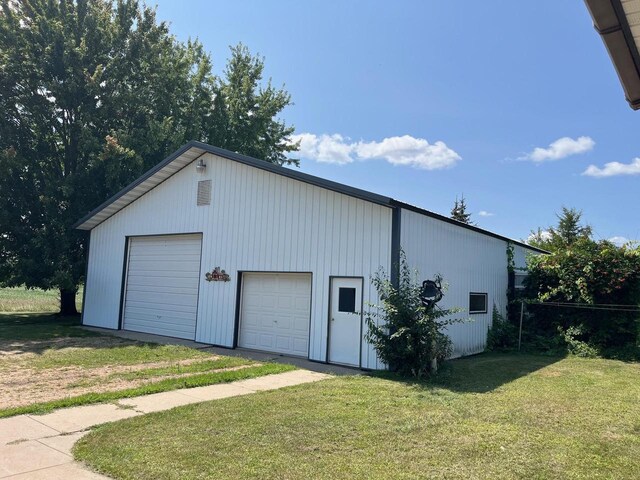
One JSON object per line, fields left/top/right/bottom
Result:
{"left": 338, "top": 287, "right": 357, "bottom": 313}
{"left": 469, "top": 293, "right": 488, "bottom": 314}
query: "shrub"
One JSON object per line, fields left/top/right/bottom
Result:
{"left": 560, "top": 325, "right": 600, "bottom": 358}
{"left": 525, "top": 239, "right": 640, "bottom": 354}
{"left": 366, "top": 251, "right": 463, "bottom": 378}
{"left": 486, "top": 305, "right": 518, "bottom": 351}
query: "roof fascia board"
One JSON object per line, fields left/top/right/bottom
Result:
{"left": 72, "top": 142, "right": 200, "bottom": 229}
{"left": 391, "top": 200, "right": 548, "bottom": 254}
{"left": 73, "top": 141, "right": 393, "bottom": 230}
{"left": 585, "top": 0, "right": 640, "bottom": 109}
{"left": 191, "top": 142, "right": 393, "bottom": 207}
{"left": 74, "top": 141, "right": 548, "bottom": 254}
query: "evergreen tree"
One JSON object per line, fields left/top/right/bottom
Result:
{"left": 528, "top": 207, "right": 593, "bottom": 252}
{"left": 450, "top": 195, "right": 474, "bottom": 225}
{"left": 0, "top": 0, "right": 297, "bottom": 313}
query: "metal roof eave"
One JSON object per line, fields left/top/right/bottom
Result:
{"left": 585, "top": 0, "right": 640, "bottom": 110}
{"left": 73, "top": 141, "right": 393, "bottom": 230}
{"left": 390, "top": 200, "right": 548, "bottom": 255}
{"left": 74, "top": 141, "right": 547, "bottom": 255}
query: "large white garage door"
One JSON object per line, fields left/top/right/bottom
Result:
{"left": 239, "top": 273, "right": 311, "bottom": 356}
{"left": 122, "top": 234, "right": 202, "bottom": 340}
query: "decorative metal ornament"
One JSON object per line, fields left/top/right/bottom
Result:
{"left": 205, "top": 266, "right": 231, "bottom": 282}
{"left": 420, "top": 279, "right": 443, "bottom": 308}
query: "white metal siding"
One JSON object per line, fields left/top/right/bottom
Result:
{"left": 83, "top": 153, "right": 392, "bottom": 369}
{"left": 239, "top": 273, "right": 311, "bottom": 356}
{"left": 400, "top": 209, "right": 513, "bottom": 357}
{"left": 513, "top": 244, "right": 533, "bottom": 271}
{"left": 122, "top": 234, "right": 201, "bottom": 339}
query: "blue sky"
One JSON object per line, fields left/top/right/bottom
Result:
{"left": 154, "top": 0, "right": 639, "bottom": 244}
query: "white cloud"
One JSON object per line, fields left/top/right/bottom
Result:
{"left": 582, "top": 158, "right": 640, "bottom": 178}
{"left": 608, "top": 236, "right": 630, "bottom": 247}
{"left": 521, "top": 136, "right": 595, "bottom": 163}
{"left": 527, "top": 230, "right": 552, "bottom": 243}
{"left": 290, "top": 133, "right": 461, "bottom": 170}
{"left": 293, "top": 133, "right": 354, "bottom": 165}
{"left": 478, "top": 211, "right": 494, "bottom": 217}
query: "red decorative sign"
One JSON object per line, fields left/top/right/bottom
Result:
{"left": 205, "top": 267, "right": 231, "bottom": 282}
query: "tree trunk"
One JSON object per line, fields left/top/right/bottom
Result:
{"left": 60, "top": 288, "right": 78, "bottom": 315}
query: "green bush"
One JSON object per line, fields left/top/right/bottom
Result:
{"left": 560, "top": 325, "right": 600, "bottom": 358}
{"left": 525, "top": 239, "right": 640, "bottom": 356}
{"left": 486, "top": 305, "right": 518, "bottom": 351}
{"left": 366, "top": 251, "right": 463, "bottom": 378}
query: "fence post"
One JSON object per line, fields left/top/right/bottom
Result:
{"left": 518, "top": 301, "right": 524, "bottom": 351}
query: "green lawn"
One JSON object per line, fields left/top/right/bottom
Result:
{"left": 0, "top": 286, "right": 83, "bottom": 312}
{"left": 75, "top": 354, "right": 640, "bottom": 480}
{"left": 0, "top": 313, "right": 294, "bottom": 417}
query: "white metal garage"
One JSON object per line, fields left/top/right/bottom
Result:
{"left": 122, "top": 234, "right": 202, "bottom": 339}
{"left": 239, "top": 273, "right": 311, "bottom": 356}
{"left": 77, "top": 141, "right": 544, "bottom": 369}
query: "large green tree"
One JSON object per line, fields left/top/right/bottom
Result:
{"left": 0, "top": 0, "right": 297, "bottom": 314}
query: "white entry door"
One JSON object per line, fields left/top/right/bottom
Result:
{"left": 328, "top": 277, "right": 363, "bottom": 367}
{"left": 239, "top": 273, "right": 311, "bottom": 357}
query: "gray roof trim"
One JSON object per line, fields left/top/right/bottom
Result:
{"left": 74, "top": 141, "right": 547, "bottom": 254}
{"left": 585, "top": 0, "right": 640, "bottom": 110}
{"left": 391, "top": 200, "right": 548, "bottom": 254}
{"left": 73, "top": 141, "right": 392, "bottom": 230}
{"left": 193, "top": 142, "right": 392, "bottom": 206}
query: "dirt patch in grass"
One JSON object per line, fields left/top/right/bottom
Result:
{"left": 0, "top": 321, "right": 255, "bottom": 411}
{"left": 0, "top": 357, "right": 257, "bottom": 409}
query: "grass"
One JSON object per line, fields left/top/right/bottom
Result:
{"left": 0, "top": 312, "right": 96, "bottom": 341}
{"left": 28, "top": 341, "right": 215, "bottom": 369}
{"left": 109, "top": 357, "right": 253, "bottom": 381}
{"left": 0, "top": 286, "right": 83, "bottom": 313}
{"left": 75, "top": 354, "right": 640, "bottom": 480}
{"left": 0, "top": 312, "right": 296, "bottom": 418}
{"left": 0, "top": 362, "right": 295, "bottom": 418}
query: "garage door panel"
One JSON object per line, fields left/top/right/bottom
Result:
{"left": 127, "top": 260, "right": 201, "bottom": 272}
{"left": 125, "top": 291, "right": 198, "bottom": 307}
{"left": 124, "top": 316, "right": 196, "bottom": 331}
{"left": 125, "top": 284, "right": 200, "bottom": 296}
{"left": 124, "top": 306, "right": 197, "bottom": 321}
{"left": 125, "top": 276, "right": 200, "bottom": 289}
{"left": 239, "top": 273, "right": 311, "bottom": 357}
{"left": 123, "top": 234, "right": 201, "bottom": 340}
{"left": 124, "top": 301, "right": 197, "bottom": 315}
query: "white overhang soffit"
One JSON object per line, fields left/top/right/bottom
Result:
{"left": 74, "top": 145, "right": 206, "bottom": 230}
{"left": 73, "top": 141, "right": 392, "bottom": 231}
{"left": 585, "top": 0, "right": 640, "bottom": 109}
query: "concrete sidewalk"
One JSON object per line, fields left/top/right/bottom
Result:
{"left": 0, "top": 370, "right": 329, "bottom": 479}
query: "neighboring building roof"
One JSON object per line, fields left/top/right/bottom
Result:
{"left": 73, "top": 141, "right": 547, "bottom": 254}
{"left": 585, "top": 0, "right": 640, "bottom": 110}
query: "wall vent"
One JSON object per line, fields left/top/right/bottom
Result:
{"left": 197, "top": 180, "right": 212, "bottom": 206}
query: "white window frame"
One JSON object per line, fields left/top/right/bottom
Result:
{"left": 469, "top": 292, "right": 488, "bottom": 314}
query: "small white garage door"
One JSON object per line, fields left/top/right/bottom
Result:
{"left": 239, "top": 273, "right": 311, "bottom": 356}
{"left": 122, "top": 234, "right": 202, "bottom": 340}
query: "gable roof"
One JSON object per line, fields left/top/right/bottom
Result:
{"left": 73, "top": 140, "right": 547, "bottom": 254}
